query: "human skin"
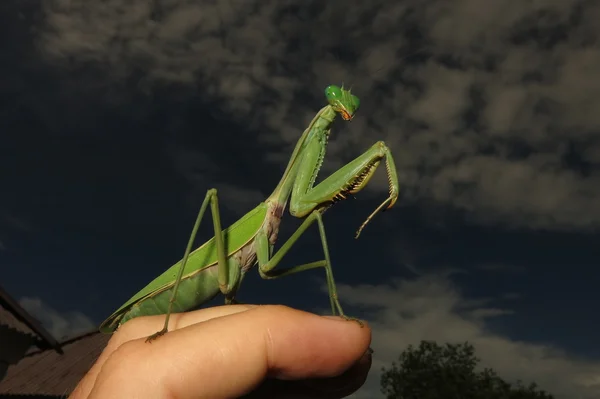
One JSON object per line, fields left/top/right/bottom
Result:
{"left": 70, "top": 305, "right": 372, "bottom": 399}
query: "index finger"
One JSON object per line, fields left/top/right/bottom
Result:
{"left": 87, "top": 305, "right": 371, "bottom": 399}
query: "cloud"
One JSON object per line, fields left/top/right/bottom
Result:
{"left": 328, "top": 275, "right": 600, "bottom": 399}
{"left": 18, "top": 297, "right": 95, "bottom": 341}
{"left": 32, "top": 0, "right": 600, "bottom": 231}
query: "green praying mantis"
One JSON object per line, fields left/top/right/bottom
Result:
{"left": 99, "top": 85, "right": 399, "bottom": 341}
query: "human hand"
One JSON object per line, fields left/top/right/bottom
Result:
{"left": 70, "top": 305, "right": 372, "bottom": 398}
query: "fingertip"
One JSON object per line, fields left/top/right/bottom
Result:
{"left": 249, "top": 306, "right": 372, "bottom": 379}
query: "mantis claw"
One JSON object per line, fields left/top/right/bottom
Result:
{"left": 340, "top": 315, "right": 365, "bottom": 328}
{"left": 145, "top": 328, "right": 168, "bottom": 343}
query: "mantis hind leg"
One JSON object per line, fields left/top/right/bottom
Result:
{"left": 255, "top": 210, "right": 363, "bottom": 326}
{"left": 146, "top": 188, "right": 228, "bottom": 342}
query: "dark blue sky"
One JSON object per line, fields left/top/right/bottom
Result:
{"left": 2, "top": 0, "right": 599, "bottom": 397}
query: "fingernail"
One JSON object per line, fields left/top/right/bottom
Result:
{"left": 321, "top": 315, "right": 369, "bottom": 326}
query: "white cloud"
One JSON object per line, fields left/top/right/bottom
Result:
{"left": 34, "top": 0, "right": 600, "bottom": 230}
{"left": 18, "top": 297, "right": 95, "bottom": 341}
{"left": 328, "top": 275, "right": 600, "bottom": 399}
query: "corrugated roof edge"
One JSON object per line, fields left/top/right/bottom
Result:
{"left": 0, "top": 285, "right": 62, "bottom": 354}
{"left": 22, "top": 329, "right": 102, "bottom": 358}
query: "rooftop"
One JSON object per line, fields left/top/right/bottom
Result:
{"left": 0, "top": 330, "right": 109, "bottom": 396}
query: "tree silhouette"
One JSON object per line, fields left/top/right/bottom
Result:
{"left": 381, "top": 341, "right": 554, "bottom": 399}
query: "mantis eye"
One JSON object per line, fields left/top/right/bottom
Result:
{"left": 325, "top": 85, "right": 343, "bottom": 103}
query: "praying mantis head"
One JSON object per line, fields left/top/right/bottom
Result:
{"left": 325, "top": 85, "right": 360, "bottom": 121}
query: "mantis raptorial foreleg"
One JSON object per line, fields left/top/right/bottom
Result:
{"left": 290, "top": 140, "right": 398, "bottom": 228}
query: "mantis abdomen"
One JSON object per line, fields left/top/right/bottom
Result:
{"left": 118, "top": 265, "right": 222, "bottom": 327}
